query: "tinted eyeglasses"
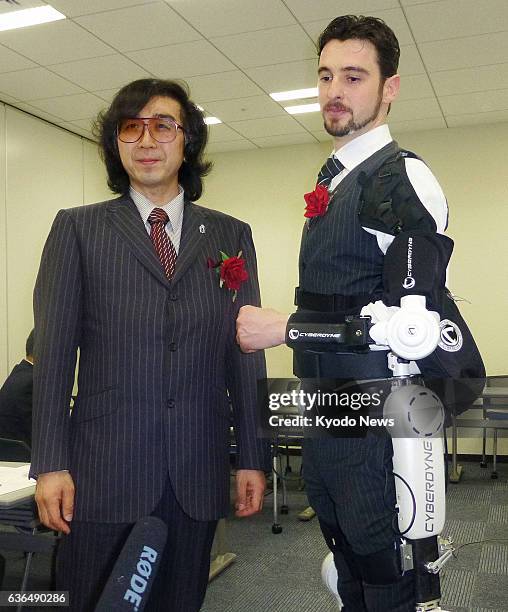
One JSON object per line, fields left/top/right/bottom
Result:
{"left": 117, "top": 116, "right": 185, "bottom": 144}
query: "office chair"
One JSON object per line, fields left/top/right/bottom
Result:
{"left": 0, "top": 437, "right": 59, "bottom": 603}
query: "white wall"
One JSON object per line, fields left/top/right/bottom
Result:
{"left": 0, "top": 105, "right": 7, "bottom": 380}
{"left": 0, "top": 104, "right": 110, "bottom": 379}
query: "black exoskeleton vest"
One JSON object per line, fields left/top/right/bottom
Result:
{"left": 295, "top": 147, "right": 485, "bottom": 409}
{"left": 358, "top": 150, "right": 440, "bottom": 236}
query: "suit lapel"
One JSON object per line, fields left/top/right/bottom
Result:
{"left": 105, "top": 196, "right": 170, "bottom": 288}
{"left": 171, "top": 200, "right": 208, "bottom": 286}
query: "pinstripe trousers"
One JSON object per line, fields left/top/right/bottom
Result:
{"left": 56, "top": 479, "right": 217, "bottom": 612}
{"left": 301, "top": 351, "right": 415, "bottom": 611}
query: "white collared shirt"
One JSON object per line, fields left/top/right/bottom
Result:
{"left": 130, "top": 186, "right": 185, "bottom": 254}
{"left": 326, "top": 124, "right": 448, "bottom": 253}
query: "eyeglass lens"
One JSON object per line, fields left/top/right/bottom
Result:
{"left": 118, "top": 118, "right": 178, "bottom": 143}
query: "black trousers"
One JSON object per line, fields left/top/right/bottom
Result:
{"left": 304, "top": 435, "right": 414, "bottom": 612}
{"left": 301, "top": 350, "right": 415, "bottom": 612}
{"left": 56, "top": 479, "right": 217, "bottom": 612}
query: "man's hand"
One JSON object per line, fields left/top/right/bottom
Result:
{"left": 236, "top": 306, "right": 289, "bottom": 353}
{"left": 235, "top": 469, "right": 266, "bottom": 517}
{"left": 35, "top": 471, "right": 75, "bottom": 534}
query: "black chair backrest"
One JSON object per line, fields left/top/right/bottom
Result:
{"left": 0, "top": 437, "right": 31, "bottom": 462}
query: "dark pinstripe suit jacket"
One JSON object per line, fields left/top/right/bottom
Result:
{"left": 30, "top": 195, "right": 270, "bottom": 523}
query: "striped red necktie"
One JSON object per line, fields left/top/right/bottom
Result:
{"left": 147, "top": 207, "right": 177, "bottom": 279}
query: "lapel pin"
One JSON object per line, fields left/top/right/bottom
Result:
{"left": 199, "top": 224, "right": 206, "bottom": 234}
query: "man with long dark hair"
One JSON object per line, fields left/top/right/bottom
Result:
{"left": 31, "top": 79, "right": 269, "bottom": 611}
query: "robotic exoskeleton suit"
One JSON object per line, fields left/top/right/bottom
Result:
{"left": 286, "top": 138, "right": 485, "bottom": 612}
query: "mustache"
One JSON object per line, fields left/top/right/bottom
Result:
{"left": 324, "top": 102, "right": 351, "bottom": 113}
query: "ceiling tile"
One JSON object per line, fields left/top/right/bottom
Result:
{"left": 284, "top": 0, "right": 399, "bottom": 22}
{"left": 400, "top": 0, "right": 442, "bottom": 5}
{"left": 210, "top": 25, "right": 316, "bottom": 69}
{"left": 292, "top": 111, "right": 324, "bottom": 132}
{"left": 69, "top": 118, "right": 96, "bottom": 132}
{"left": 398, "top": 74, "right": 435, "bottom": 101}
{"left": 48, "top": 0, "right": 158, "bottom": 17}
{"left": 0, "top": 68, "right": 83, "bottom": 101}
{"left": 184, "top": 71, "right": 263, "bottom": 103}
{"left": 207, "top": 124, "right": 245, "bottom": 143}
{"left": 398, "top": 45, "right": 426, "bottom": 76}
{"left": 0, "top": 20, "right": 113, "bottom": 65}
{"left": 0, "top": 45, "right": 37, "bottom": 73}
{"left": 430, "top": 63, "right": 508, "bottom": 97}
{"left": 302, "top": 8, "right": 415, "bottom": 47}
{"left": 58, "top": 121, "right": 95, "bottom": 139}
{"left": 251, "top": 133, "right": 317, "bottom": 148}
{"left": 0, "top": 0, "right": 506, "bottom": 138}
{"left": 202, "top": 95, "right": 285, "bottom": 122}
{"left": 245, "top": 59, "right": 318, "bottom": 93}
{"left": 166, "top": 0, "right": 296, "bottom": 37}
{"left": 0, "top": 92, "right": 21, "bottom": 105}
{"left": 127, "top": 40, "right": 235, "bottom": 78}
{"left": 440, "top": 88, "right": 508, "bottom": 116}
{"left": 6, "top": 102, "right": 62, "bottom": 124}
{"left": 0, "top": 0, "right": 44, "bottom": 12}
{"left": 29, "top": 93, "right": 107, "bottom": 121}
{"left": 75, "top": 3, "right": 201, "bottom": 53}
{"left": 207, "top": 140, "right": 257, "bottom": 153}
{"left": 311, "top": 130, "right": 332, "bottom": 143}
{"left": 49, "top": 55, "right": 151, "bottom": 91}
{"left": 390, "top": 117, "right": 447, "bottom": 133}
{"left": 228, "top": 115, "right": 307, "bottom": 138}
{"left": 390, "top": 97, "right": 442, "bottom": 122}
{"left": 446, "top": 109, "right": 508, "bottom": 127}
{"left": 419, "top": 32, "right": 508, "bottom": 73}
{"left": 93, "top": 88, "right": 119, "bottom": 103}
{"left": 405, "top": 0, "right": 508, "bottom": 43}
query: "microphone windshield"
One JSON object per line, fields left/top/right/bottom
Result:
{"left": 95, "top": 516, "right": 167, "bottom": 612}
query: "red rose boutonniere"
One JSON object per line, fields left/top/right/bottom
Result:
{"left": 304, "top": 184, "right": 329, "bottom": 218}
{"left": 207, "top": 250, "right": 248, "bottom": 302}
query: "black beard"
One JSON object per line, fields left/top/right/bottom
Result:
{"left": 323, "top": 95, "right": 382, "bottom": 138}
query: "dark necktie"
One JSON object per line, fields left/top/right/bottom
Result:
{"left": 317, "top": 155, "right": 345, "bottom": 189}
{"left": 148, "top": 208, "right": 177, "bottom": 280}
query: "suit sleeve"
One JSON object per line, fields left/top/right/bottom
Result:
{"left": 225, "top": 224, "right": 271, "bottom": 472}
{"left": 30, "top": 209, "right": 82, "bottom": 478}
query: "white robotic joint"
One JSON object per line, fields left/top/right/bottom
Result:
{"left": 366, "top": 296, "right": 440, "bottom": 360}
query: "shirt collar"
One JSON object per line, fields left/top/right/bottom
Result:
{"left": 129, "top": 185, "right": 185, "bottom": 231}
{"left": 332, "top": 124, "right": 392, "bottom": 172}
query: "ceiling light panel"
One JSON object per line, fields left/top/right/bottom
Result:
{"left": 270, "top": 87, "right": 318, "bottom": 102}
{"left": 0, "top": 5, "right": 65, "bottom": 32}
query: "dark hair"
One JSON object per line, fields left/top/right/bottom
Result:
{"left": 26, "top": 329, "right": 34, "bottom": 358}
{"left": 318, "top": 15, "right": 400, "bottom": 79}
{"left": 94, "top": 79, "right": 212, "bottom": 201}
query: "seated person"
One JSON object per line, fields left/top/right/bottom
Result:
{"left": 0, "top": 330, "right": 34, "bottom": 448}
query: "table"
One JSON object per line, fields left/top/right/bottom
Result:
{"left": 0, "top": 462, "right": 58, "bottom": 605}
{"left": 449, "top": 386, "right": 508, "bottom": 483}
{"left": 0, "top": 463, "right": 35, "bottom": 510}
